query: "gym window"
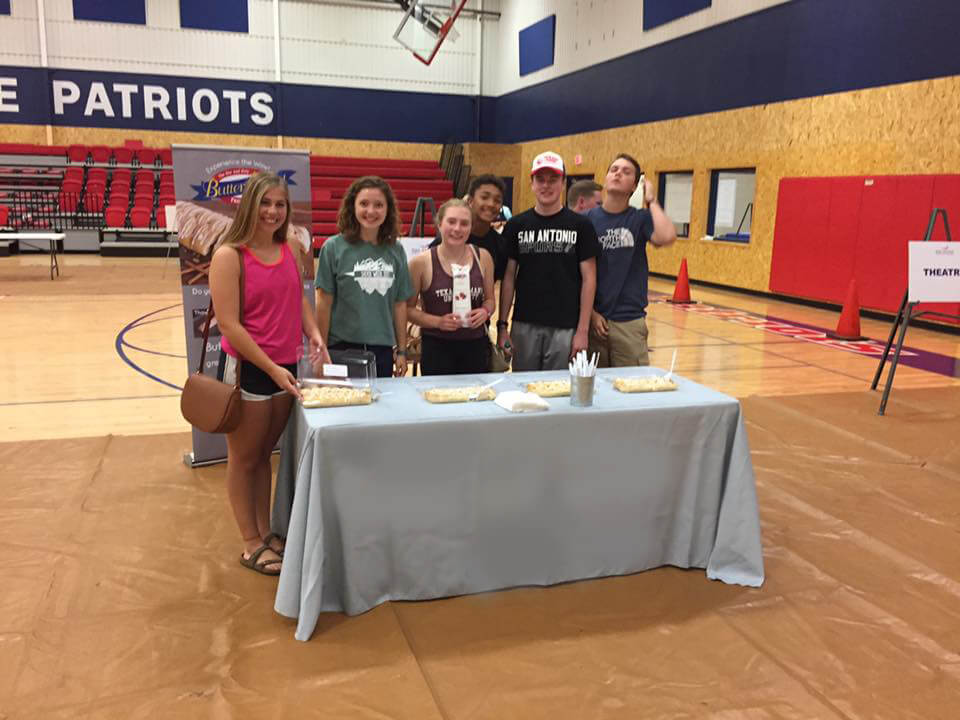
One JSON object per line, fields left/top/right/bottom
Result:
{"left": 707, "top": 168, "right": 755, "bottom": 243}
{"left": 657, "top": 171, "right": 693, "bottom": 238}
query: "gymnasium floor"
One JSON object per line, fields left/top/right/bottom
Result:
{"left": 2, "top": 254, "right": 960, "bottom": 719}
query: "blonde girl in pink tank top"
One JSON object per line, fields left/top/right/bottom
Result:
{"left": 208, "top": 173, "right": 330, "bottom": 576}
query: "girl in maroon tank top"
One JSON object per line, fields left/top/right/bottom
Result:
{"left": 408, "top": 199, "right": 496, "bottom": 375}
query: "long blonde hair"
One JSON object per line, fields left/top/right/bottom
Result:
{"left": 219, "top": 172, "right": 291, "bottom": 248}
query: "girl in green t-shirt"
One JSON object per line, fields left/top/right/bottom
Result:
{"left": 315, "top": 176, "right": 413, "bottom": 377}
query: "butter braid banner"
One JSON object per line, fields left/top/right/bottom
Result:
{"left": 173, "top": 144, "right": 313, "bottom": 466}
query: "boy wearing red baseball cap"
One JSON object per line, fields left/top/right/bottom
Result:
{"left": 497, "top": 151, "right": 601, "bottom": 371}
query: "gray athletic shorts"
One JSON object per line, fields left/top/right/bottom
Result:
{"left": 510, "top": 320, "right": 574, "bottom": 371}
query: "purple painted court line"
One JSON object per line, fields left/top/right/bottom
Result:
{"left": 649, "top": 292, "right": 960, "bottom": 379}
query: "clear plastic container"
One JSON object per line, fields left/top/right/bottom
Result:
{"left": 298, "top": 346, "right": 377, "bottom": 407}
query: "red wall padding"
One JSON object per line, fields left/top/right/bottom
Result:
{"left": 770, "top": 174, "right": 959, "bottom": 323}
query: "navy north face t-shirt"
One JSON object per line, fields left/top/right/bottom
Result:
{"left": 587, "top": 205, "right": 654, "bottom": 321}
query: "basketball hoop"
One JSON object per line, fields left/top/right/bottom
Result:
{"left": 393, "top": 0, "right": 467, "bottom": 66}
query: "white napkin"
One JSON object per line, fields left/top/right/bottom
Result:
{"left": 494, "top": 390, "right": 550, "bottom": 413}
{"left": 450, "top": 262, "right": 472, "bottom": 327}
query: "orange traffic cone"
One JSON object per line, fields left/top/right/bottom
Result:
{"left": 825, "top": 279, "right": 866, "bottom": 341}
{"left": 667, "top": 258, "right": 697, "bottom": 304}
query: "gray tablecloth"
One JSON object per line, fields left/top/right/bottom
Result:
{"left": 273, "top": 369, "right": 764, "bottom": 641}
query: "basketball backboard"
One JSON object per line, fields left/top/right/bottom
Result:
{"left": 393, "top": 0, "right": 467, "bottom": 66}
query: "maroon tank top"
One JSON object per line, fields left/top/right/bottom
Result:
{"left": 421, "top": 246, "right": 486, "bottom": 340}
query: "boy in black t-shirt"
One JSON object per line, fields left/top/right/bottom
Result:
{"left": 428, "top": 174, "right": 507, "bottom": 280}
{"left": 497, "top": 151, "right": 600, "bottom": 371}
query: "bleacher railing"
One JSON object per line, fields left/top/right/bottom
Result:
{"left": 6, "top": 189, "right": 106, "bottom": 231}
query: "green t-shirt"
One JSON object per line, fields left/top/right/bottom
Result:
{"left": 315, "top": 234, "right": 414, "bottom": 347}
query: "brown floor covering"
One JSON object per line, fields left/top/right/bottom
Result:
{"left": 2, "top": 387, "right": 959, "bottom": 719}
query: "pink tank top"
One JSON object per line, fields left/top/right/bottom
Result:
{"left": 221, "top": 243, "right": 302, "bottom": 364}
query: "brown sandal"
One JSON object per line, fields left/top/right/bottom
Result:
{"left": 263, "top": 532, "right": 286, "bottom": 557}
{"left": 239, "top": 544, "right": 282, "bottom": 576}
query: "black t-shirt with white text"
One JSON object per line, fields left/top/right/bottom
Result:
{"left": 502, "top": 207, "right": 600, "bottom": 329}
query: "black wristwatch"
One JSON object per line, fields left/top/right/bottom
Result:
{"left": 496, "top": 321, "right": 509, "bottom": 328}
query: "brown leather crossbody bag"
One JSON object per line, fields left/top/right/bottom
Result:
{"left": 180, "top": 249, "right": 244, "bottom": 433}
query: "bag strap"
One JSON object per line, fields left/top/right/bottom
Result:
{"left": 197, "top": 247, "right": 245, "bottom": 387}
{"left": 469, "top": 243, "right": 484, "bottom": 281}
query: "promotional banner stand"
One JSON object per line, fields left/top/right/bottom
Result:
{"left": 172, "top": 144, "right": 314, "bottom": 465}
{"left": 871, "top": 208, "right": 957, "bottom": 415}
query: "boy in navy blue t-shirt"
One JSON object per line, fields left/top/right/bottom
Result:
{"left": 586, "top": 154, "right": 677, "bottom": 366}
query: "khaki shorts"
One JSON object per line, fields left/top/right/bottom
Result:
{"left": 588, "top": 316, "right": 649, "bottom": 368}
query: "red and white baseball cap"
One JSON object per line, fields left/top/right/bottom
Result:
{"left": 530, "top": 151, "right": 565, "bottom": 176}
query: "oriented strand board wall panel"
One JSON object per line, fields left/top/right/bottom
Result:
{"left": 500, "top": 75, "right": 960, "bottom": 293}
{"left": 0, "top": 124, "right": 48, "bottom": 144}
{"left": 463, "top": 142, "right": 521, "bottom": 204}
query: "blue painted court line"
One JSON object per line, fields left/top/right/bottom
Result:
{"left": 114, "top": 304, "right": 184, "bottom": 391}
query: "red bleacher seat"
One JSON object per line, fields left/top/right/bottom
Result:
{"left": 105, "top": 206, "right": 126, "bottom": 227}
{"left": 59, "top": 193, "right": 79, "bottom": 212}
{"left": 88, "top": 168, "right": 107, "bottom": 183}
{"left": 133, "top": 194, "right": 153, "bottom": 208}
{"left": 67, "top": 145, "right": 88, "bottom": 163}
{"left": 90, "top": 146, "right": 111, "bottom": 164}
{"left": 112, "top": 168, "right": 131, "bottom": 183}
{"left": 0, "top": 205, "right": 8, "bottom": 226}
{"left": 134, "top": 169, "right": 154, "bottom": 183}
{"left": 130, "top": 207, "right": 151, "bottom": 227}
{"left": 137, "top": 148, "right": 157, "bottom": 166}
{"left": 85, "top": 180, "right": 106, "bottom": 195}
{"left": 311, "top": 165, "right": 446, "bottom": 180}
{"left": 310, "top": 177, "right": 451, "bottom": 193}
{"left": 158, "top": 192, "right": 175, "bottom": 207}
{"left": 158, "top": 149, "right": 172, "bottom": 166}
{"left": 85, "top": 194, "right": 104, "bottom": 212}
{"left": 61, "top": 179, "right": 82, "bottom": 195}
{"left": 64, "top": 166, "right": 83, "bottom": 182}
{"left": 403, "top": 224, "right": 436, "bottom": 235}
{"left": 112, "top": 147, "right": 133, "bottom": 164}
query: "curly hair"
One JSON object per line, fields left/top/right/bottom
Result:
{"left": 336, "top": 176, "right": 402, "bottom": 246}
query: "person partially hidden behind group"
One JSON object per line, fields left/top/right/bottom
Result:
{"left": 209, "top": 172, "right": 330, "bottom": 576}
{"left": 315, "top": 176, "right": 414, "bottom": 378}
{"left": 408, "top": 199, "right": 496, "bottom": 374}
{"left": 568, "top": 179, "right": 603, "bottom": 214}
{"left": 429, "top": 174, "right": 508, "bottom": 281}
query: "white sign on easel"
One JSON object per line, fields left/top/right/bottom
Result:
{"left": 400, "top": 236, "right": 433, "bottom": 264}
{"left": 908, "top": 242, "right": 960, "bottom": 302}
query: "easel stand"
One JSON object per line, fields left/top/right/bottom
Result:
{"left": 410, "top": 196, "right": 436, "bottom": 237}
{"left": 871, "top": 208, "right": 958, "bottom": 415}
